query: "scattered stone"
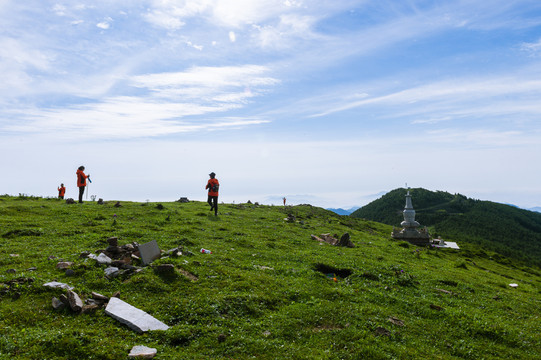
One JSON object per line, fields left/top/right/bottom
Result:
{"left": 114, "top": 201, "right": 122, "bottom": 207}
{"left": 374, "top": 327, "right": 391, "bottom": 337}
{"left": 65, "top": 269, "right": 76, "bottom": 277}
{"left": 128, "top": 345, "right": 157, "bottom": 359}
{"left": 79, "top": 251, "right": 91, "bottom": 258}
{"left": 67, "top": 290, "right": 83, "bottom": 312}
{"left": 218, "top": 333, "right": 227, "bottom": 343}
{"left": 91, "top": 292, "right": 108, "bottom": 300}
{"left": 59, "top": 294, "right": 69, "bottom": 306}
{"left": 48, "top": 255, "right": 57, "bottom": 260}
{"left": 56, "top": 262, "right": 73, "bottom": 270}
{"left": 27, "top": 267, "right": 37, "bottom": 271}
{"left": 138, "top": 240, "right": 161, "bottom": 266}
{"left": 9, "top": 254, "right": 19, "bottom": 257}
{"left": 85, "top": 298, "right": 105, "bottom": 307}
{"left": 435, "top": 288, "right": 453, "bottom": 295}
{"left": 104, "top": 297, "right": 169, "bottom": 333}
{"left": 254, "top": 265, "right": 274, "bottom": 271}
{"left": 284, "top": 214, "right": 296, "bottom": 222}
{"left": 104, "top": 267, "right": 120, "bottom": 278}
{"left": 337, "top": 233, "right": 355, "bottom": 248}
{"left": 154, "top": 264, "right": 175, "bottom": 275}
{"left": 178, "top": 269, "right": 198, "bottom": 281}
{"left": 263, "top": 330, "right": 272, "bottom": 337}
{"left": 107, "top": 237, "right": 119, "bottom": 247}
{"left": 430, "top": 304, "right": 444, "bottom": 311}
{"left": 97, "top": 198, "right": 104, "bottom": 205}
{"left": 65, "top": 198, "right": 75, "bottom": 204}
{"left": 6, "top": 269, "right": 16, "bottom": 274}
{"left": 388, "top": 317, "right": 405, "bottom": 327}
{"left": 52, "top": 297, "right": 66, "bottom": 310}
{"left": 96, "top": 253, "right": 113, "bottom": 265}
{"left": 178, "top": 197, "right": 189, "bottom": 203}
{"left": 43, "top": 281, "right": 73, "bottom": 290}
{"left": 82, "top": 304, "right": 100, "bottom": 314}
{"left": 509, "top": 283, "right": 518, "bottom": 288}
{"left": 493, "top": 295, "right": 502, "bottom": 300}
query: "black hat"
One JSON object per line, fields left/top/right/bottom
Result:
{"left": 209, "top": 172, "right": 216, "bottom": 177}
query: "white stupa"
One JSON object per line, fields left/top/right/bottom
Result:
{"left": 391, "top": 188, "right": 431, "bottom": 246}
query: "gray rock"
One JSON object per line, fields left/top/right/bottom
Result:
{"left": 96, "top": 253, "right": 112, "bottom": 265}
{"left": 105, "top": 297, "right": 169, "bottom": 333}
{"left": 338, "top": 233, "right": 355, "bottom": 248}
{"left": 43, "top": 281, "right": 73, "bottom": 290}
{"left": 154, "top": 264, "right": 175, "bottom": 275}
{"left": 52, "top": 297, "right": 66, "bottom": 310}
{"left": 138, "top": 240, "right": 161, "bottom": 266}
{"left": 56, "top": 262, "right": 73, "bottom": 269}
{"left": 91, "top": 292, "right": 109, "bottom": 301}
{"left": 104, "top": 267, "right": 120, "bottom": 278}
{"left": 67, "top": 290, "right": 83, "bottom": 312}
{"left": 128, "top": 345, "right": 157, "bottom": 358}
{"left": 65, "top": 269, "right": 76, "bottom": 277}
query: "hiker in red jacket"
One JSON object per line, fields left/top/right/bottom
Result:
{"left": 76, "top": 166, "right": 89, "bottom": 203}
{"left": 206, "top": 172, "right": 219, "bottom": 216}
{"left": 58, "top": 184, "right": 66, "bottom": 199}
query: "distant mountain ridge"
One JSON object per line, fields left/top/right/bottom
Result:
{"left": 351, "top": 188, "right": 541, "bottom": 267}
{"left": 326, "top": 207, "right": 359, "bottom": 215}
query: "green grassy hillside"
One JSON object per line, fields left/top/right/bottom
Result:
{"left": 1, "top": 195, "right": 540, "bottom": 359}
{"left": 351, "top": 188, "right": 541, "bottom": 267}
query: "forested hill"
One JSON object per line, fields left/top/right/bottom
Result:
{"left": 351, "top": 188, "right": 541, "bottom": 267}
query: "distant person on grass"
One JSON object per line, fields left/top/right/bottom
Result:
{"left": 206, "top": 172, "right": 219, "bottom": 216}
{"left": 57, "top": 183, "right": 66, "bottom": 199}
{"left": 76, "top": 166, "right": 90, "bottom": 203}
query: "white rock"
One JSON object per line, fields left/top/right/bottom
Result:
{"left": 128, "top": 345, "right": 157, "bottom": 359}
{"left": 104, "top": 267, "right": 120, "bottom": 278}
{"left": 96, "top": 253, "right": 112, "bottom": 264}
{"left": 105, "top": 297, "right": 169, "bottom": 333}
{"left": 43, "top": 281, "right": 73, "bottom": 290}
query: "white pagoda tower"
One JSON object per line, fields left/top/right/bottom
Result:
{"left": 391, "top": 188, "right": 430, "bottom": 246}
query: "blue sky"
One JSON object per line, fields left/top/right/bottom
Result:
{"left": 1, "top": 0, "right": 541, "bottom": 209}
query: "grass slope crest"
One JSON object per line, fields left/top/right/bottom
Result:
{"left": 0, "top": 194, "right": 540, "bottom": 359}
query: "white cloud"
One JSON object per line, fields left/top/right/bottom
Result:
{"left": 521, "top": 38, "right": 541, "bottom": 56}
{"left": 228, "top": 31, "right": 236, "bottom": 42}
{"left": 2, "top": 65, "right": 278, "bottom": 139}
{"left": 96, "top": 17, "right": 113, "bottom": 29}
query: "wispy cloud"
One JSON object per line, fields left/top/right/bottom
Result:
{"left": 2, "top": 65, "right": 278, "bottom": 139}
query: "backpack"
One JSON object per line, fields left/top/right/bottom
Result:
{"left": 212, "top": 183, "right": 219, "bottom": 192}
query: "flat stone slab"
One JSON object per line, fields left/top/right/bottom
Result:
{"left": 433, "top": 241, "right": 460, "bottom": 249}
{"left": 105, "top": 297, "right": 169, "bottom": 333}
{"left": 138, "top": 240, "right": 161, "bottom": 266}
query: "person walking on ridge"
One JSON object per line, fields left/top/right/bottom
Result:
{"left": 76, "top": 166, "right": 90, "bottom": 203}
{"left": 206, "top": 172, "right": 219, "bottom": 216}
{"left": 58, "top": 183, "right": 66, "bottom": 199}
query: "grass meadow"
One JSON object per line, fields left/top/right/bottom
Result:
{"left": 0, "top": 195, "right": 540, "bottom": 359}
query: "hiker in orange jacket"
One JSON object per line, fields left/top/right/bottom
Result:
{"left": 58, "top": 184, "right": 66, "bottom": 199}
{"left": 206, "top": 172, "right": 219, "bottom": 216}
{"left": 76, "top": 166, "right": 89, "bottom": 203}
